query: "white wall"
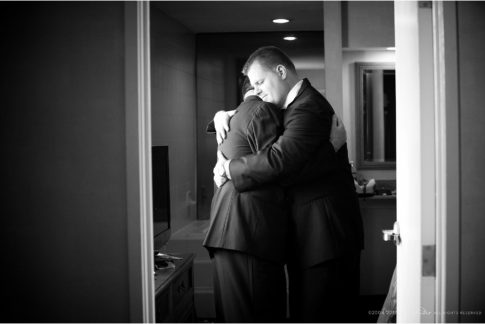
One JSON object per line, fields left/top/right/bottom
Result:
{"left": 151, "top": 8, "right": 197, "bottom": 232}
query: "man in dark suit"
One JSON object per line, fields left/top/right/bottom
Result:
{"left": 203, "top": 76, "right": 288, "bottom": 322}
{"left": 214, "top": 46, "right": 364, "bottom": 322}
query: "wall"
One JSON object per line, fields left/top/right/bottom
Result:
{"left": 195, "top": 44, "right": 227, "bottom": 221}
{"left": 342, "top": 50, "right": 396, "bottom": 180}
{"left": 457, "top": 2, "right": 485, "bottom": 321}
{"left": 339, "top": 2, "right": 397, "bottom": 301}
{"left": 1, "top": 3, "right": 130, "bottom": 322}
{"left": 342, "top": 1, "right": 395, "bottom": 49}
{"left": 294, "top": 53, "right": 326, "bottom": 93}
{"left": 340, "top": 1, "right": 395, "bottom": 181}
{"left": 150, "top": 7, "right": 197, "bottom": 232}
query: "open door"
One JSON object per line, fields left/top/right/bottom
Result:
{"left": 394, "top": 2, "right": 437, "bottom": 322}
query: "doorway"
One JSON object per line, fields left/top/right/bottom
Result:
{"left": 139, "top": 2, "right": 454, "bottom": 322}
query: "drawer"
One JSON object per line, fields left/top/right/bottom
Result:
{"left": 177, "top": 304, "right": 195, "bottom": 323}
{"left": 173, "top": 289, "right": 195, "bottom": 322}
{"left": 155, "top": 289, "right": 170, "bottom": 322}
{"left": 172, "top": 268, "right": 192, "bottom": 305}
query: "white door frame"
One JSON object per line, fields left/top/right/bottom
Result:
{"left": 125, "top": 2, "right": 155, "bottom": 322}
{"left": 433, "top": 2, "right": 460, "bottom": 323}
{"left": 395, "top": 1, "right": 460, "bottom": 322}
{"left": 395, "top": 1, "right": 436, "bottom": 322}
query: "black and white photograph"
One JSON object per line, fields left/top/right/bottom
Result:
{"left": 2, "top": 1, "right": 485, "bottom": 323}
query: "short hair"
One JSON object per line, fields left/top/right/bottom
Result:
{"left": 242, "top": 46, "right": 296, "bottom": 75}
{"left": 239, "top": 75, "right": 253, "bottom": 98}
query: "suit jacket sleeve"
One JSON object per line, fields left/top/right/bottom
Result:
{"left": 279, "top": 140, "right": 337, "bottom": 187}
{"left": 246, "top": 103, "right": 284, "bottom": 155}
{"left": 229, "top": 98, "right": 337, "bottom": 192}
{"left": 206, "top": 120, "right": 215, "bottom": 134}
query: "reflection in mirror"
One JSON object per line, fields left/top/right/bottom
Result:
{"left": 355, "top": 62, "right": 396, "bottom": 170}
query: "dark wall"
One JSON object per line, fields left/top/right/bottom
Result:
{"left": 457, "top": 2, "right": 485, "bottom": 322}
{"left": 1, "top": 3, "right": 130, "bottom": 322}
{"left": 150, "top": 6, "right": 197, "bottom": 233}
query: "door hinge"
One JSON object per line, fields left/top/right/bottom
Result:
{"left": 422, "top": 245, "right": 436, "bottom": 277}
{"left": 419, "top": 1, "right": 432, "bottom": 9}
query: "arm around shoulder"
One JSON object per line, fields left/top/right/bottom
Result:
{"left": 230, "top": 101, "right": 335, "bottom": 191}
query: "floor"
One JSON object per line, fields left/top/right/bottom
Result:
{"left": 195, "top": 294, "right": 387, "bottom": 323}
{"left": 167, "top": 220, "right": 393, "bottom": 323}
{"left": 358, "top": 294, "right": 387, "bottom": 322}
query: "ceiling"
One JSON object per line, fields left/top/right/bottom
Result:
{"left": 152, "top": 1, "right": 324, "bottom": 34}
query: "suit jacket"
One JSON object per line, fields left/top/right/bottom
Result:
{"left": 229, "top": 79, "right": 364, "bottom": 267}
{"left": 203, "top": 95, "right": 288, "bottom": 264}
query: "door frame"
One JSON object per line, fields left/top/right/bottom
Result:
{"left": 395, "top": 1, "right": 460, "bottom": 322}
{"left": 395, "top": 1, "right": 436, "bottom": 321}
{"left": 433, "top": 2, "right": 460, "bottom": 323}
{"left": 125, "top": 1, "right": 155, "bottom": 322}
{"left": 131, "top": 1, "right": 463, "bottom": 322}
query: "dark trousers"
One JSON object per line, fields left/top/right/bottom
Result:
{"left": 288, "top": 251, "right": 361, "bottom": 323}
{"left": 211, "top": 248, "right": 287, "bottom": 323}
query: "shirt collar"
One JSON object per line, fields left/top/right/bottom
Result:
{"left": 283, "top": 79, "right": 303, "bottom": 109}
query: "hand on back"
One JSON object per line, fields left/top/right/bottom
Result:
{"left": 214, "top": 110, "right": 236, "bottom": 145}
{"left": 330, "top": 114, "right": 347, "bottom": 151}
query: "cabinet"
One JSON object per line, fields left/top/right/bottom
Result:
{"left": 359, "top": 196, "right": 396, "bottom": 295}
{"left": 154, "top": 253, "right": 195, "bottom": 323}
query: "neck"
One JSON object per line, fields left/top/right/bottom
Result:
{"left": 286, "top": 73, "right": 300, "bottom": 91}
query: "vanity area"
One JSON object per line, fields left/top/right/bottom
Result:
{"left": 351, "top": 58, "right": 397, "bottom": 297}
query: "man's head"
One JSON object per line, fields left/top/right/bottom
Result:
{"left": 239, "top": 75, "right": 255, "bottom": 99}
{"left": 242, "top": 46, "right": 299, "bottom": 107}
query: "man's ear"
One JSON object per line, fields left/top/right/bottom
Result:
{"left": 275, "top": 65, "right": 287, "bottom": 80}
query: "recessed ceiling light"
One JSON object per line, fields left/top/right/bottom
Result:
{"left": 284, "top": 36, "right": 297, "bottom": 41}
{"left": 273, "top": 18, "right": 290, "bottom": 24}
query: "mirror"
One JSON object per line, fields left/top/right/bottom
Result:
{"left": 355, "top": 62, "right": 396, "bottom": 170}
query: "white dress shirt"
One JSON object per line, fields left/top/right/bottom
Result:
{"left": 283, "top": 79, "right": 303, "bottom": 109}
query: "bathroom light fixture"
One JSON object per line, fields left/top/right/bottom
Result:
{"left": 386, "top": 47, "right": 396, "bottom": 51}
{"left": 283, "top": 36, "right": 297, "bottom": 41}
{"left": 273, "top": 18, "right": 290, "bottom": 24}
